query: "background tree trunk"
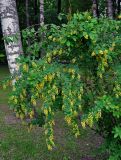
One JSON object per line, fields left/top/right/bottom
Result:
{"left": 107, "top": 0, "right": 114, "bottom": 18}
{"left": 26, "top": 0, "right": 29, "bottom": 27}
{"left": 0, "top": 0, "right": 23, "bottom": 75}
{"left": 40, "top": 0, "right": 44, "bottom": 26}
{"left": 92, "top": 0, "right": 99, "bottom": 18}
{"left": 39, "top": 0, "right": 45, "bottom": 58}
{"left": 57, "top": 0, "right": 61, "bottom": 14}
{"left": 117, "top": 0, "right": 121, "bottom": 14}
{"left": 34, "top": 0, "right": 38, "bottom": 25}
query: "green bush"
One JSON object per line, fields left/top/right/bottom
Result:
{"left": 5, "top": 12, "right": 121, "bottom": 158}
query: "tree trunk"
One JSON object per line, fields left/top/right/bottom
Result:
{"left": 34, "top": 0, "right": 38, "bottom": 25}
{"left": 39, "top": 0, "right": 45, "bottom": 58}
{"left": 0, "top": 0, "right": 23, "bottom": 75}
{"left": 117, "top": 0, "right": 121, "bottom": 14}
{"left": 112, "top": 0, "right": 116, "bottom": 17}
{"left": 40, "top": 0, "right": 44, "bottom": 26}
{"left": 57, "top": 0, "right": 61, "bottom": 14}
{"left": 25, "top": 0, "right": 30, "bottom": 46}
{"left": 26, "top": 0, "right": 29, "bottom": 27}
{"left": 107, "top": 0, "right": 114, "bottom": 18}
{"left": 92, "top": 0, "right": 99, "bottom": 18}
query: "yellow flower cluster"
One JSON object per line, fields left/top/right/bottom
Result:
{"left": 65, "top": 116, "right": 71, "bottom": 125}
{"left": 29, "top": 110, "right": 34, "bottom": 119}
{"left": 95, "top": 110, "right": 102, "bottom": 121}
{"left": 31, "top": 98, "right": 37, "bottom": 106}
{"left": 23, "top": 64, "right": 29, "bottom": 72}
{"left": 113, "top": 84, "right": 121, "bottom": 98}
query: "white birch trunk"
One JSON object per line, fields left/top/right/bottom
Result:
{"left": 0, "top": 0, "right": 23, "bottom": 75}
{"left": 40, "top": 0, "right": 44, "bottom": 26}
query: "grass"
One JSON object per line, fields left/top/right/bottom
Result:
{"left": 0, "top": 65, "right": 106, "bottom": 160}
{"left": 0, "top": 65, "right": 10, "bottom": 105}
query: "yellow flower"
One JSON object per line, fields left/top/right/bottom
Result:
{"left": 99, "top": 50, "right": 103, "bottom": 55}
{"left": 32, "top": 62, "right": 37, "bottom": 68}
{"left": 112, "top": 43, "right": 115, "bottom": 47}
{"left": 75, "top": 131, "right": 80, "bottom": 138}
{"left": 62, "top": 105, "right": 65, "bottom": 110}
{"left": 88, "top": 16, "right": 91, "bottom": 20}
{"left": 44, "top": 109, "right": 48, "bottom": 115}
{"left": 78, "top": 95, "right": 82, "bottom": 100}
{"left": 84, "top": 35, "right": 88, "bottom": 39}
{"left": 48, "top": 36, "right": 53, "bottom": 40}
{"left": 49, "top": 135, "right": 54, "bottom": 141}
{"left": 52, "top": 95, "right": 55, "bottom": 101}
{"left": 65, "top": 116, "right": 71, "bottom": 125}
{"left": 86, "top": 114, "right": 93, "bottom": 128}
{"left": 47, "top": 57, "right": 51, "bottom": 63}
{"left": 30, "top": 110, "right": 34, "bottom": 116}
{"left": 81, "top": 121, "right": 86, "bottom": 129}
{"left": 20, "top": 94, "right": 24, "bottom": 100}
{"left": 31, "top": 99, "right": 36, "bottom": 106}
{"left": 3, "top": 84, "right": 6, "bottom": 89}
{"left": 14, "top": 98, "right": 18, "bottom": 104}
{"left": 115, "top": 94, "right": 119, "bottom": 98}
{"left": 47, "top": 74, "right": 53, "bottom": 81}
{"left": 44, "top": 75, "right": 48, "bottom": 81}
{"left": 47, "top": 144, "right": 52, "bottom": 151}
{"left": 91, "top": 52, "right": 96, "bottom": 56}
{"left": 55, "top": 89, "right": 59, "bottom": 95}
{"left": 39, "top": 82, "right": 44, "bottom": 89}
{"left": 52, "top": 120, "right": 55, "bottom": 125}
{"left": 29, "top": 124, "right": 33, "bottom": 130}
{"left": 20, "top": 113, "right": 24, "bottom": 120}
{"left": 72, "top": 74, "right": 75, "bottom": 79}
{"left": 99, "top": 73, "right": 102, "bottom": 79}
{"left": 104, "top": 50, "right": 108, "bottom": 54}
{"left": 53, "top": 37, "right": 56, "bottom": 42}
{"left": 53, "top": 50, "right": 57, "bottom": 55}
{"left": 77, "top": 74, "right": 81, "bottom": 80}
{"left": 118, "top": 15, "right": 121, "bottom": 19}
{"left": 72, "top": 58, "right": 76, "bottom": 63}
{"left": 68, "top": 68, "right": 72, "bottom": 73}
{"left": 48, "top": 107, "right": 51, "bottom": 113}
{"left": 22, "top": 89, "right": 26, "bottom": 96}
{"left": 70, "top": 101, "right": 74, "bottom": 106}
{"left": 78, "top": 105, "right": 82, "bottom": 111}
{"left": 59, "top": 49, "right": 62, "bottom": 55}
{"left": 23, "top": 64, "right": 29, "bottom": 72}
{"left": 73, "top": 111, "right": 78, "bottom": 117}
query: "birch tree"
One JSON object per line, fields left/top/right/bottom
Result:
{"left": 40, "top": 0, "right": 44, "bottom": 26}
{"left": 0, "top": 0, "right": 23, "bottom": 75}
{"left": 107, "top": 0, "right": 114, "bottom": 18}
{"left": 92, "top": 0, "right": 99, "bottom": 18}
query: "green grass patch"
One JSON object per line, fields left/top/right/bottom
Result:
{"left": 0, "top": 65, "right": 10, "bottom": 105}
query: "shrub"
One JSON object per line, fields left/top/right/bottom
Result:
{"left": 5, "top": 12, "right": 121, "bottom": 158}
